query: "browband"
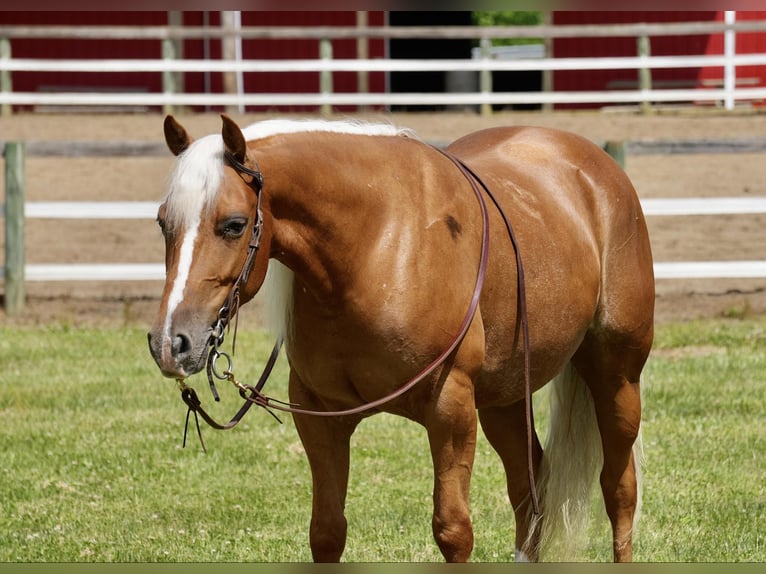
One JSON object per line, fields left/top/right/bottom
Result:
{"left": 224, "top": 149, "right": 264, "bottom": 190}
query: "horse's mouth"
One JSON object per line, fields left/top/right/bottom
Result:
{"left": 183, "top": 345, "right": 210, "bottom": 378}
{"left": 148, "top": 328, "right": 213, "bottom": 380}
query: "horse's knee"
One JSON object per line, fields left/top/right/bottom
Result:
{"left": 309, "top": 514, "right": 347, "bottom": 562}
{"left": 432, "top": 512, "right": 473, "bottom": 562}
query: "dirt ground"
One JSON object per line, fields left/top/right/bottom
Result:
{"left": 1, "top": 108, "right": 765, "bottom": 327}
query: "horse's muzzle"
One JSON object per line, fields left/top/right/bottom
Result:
{"left": 147, "top": 329, "right": 207, "bottom": 379}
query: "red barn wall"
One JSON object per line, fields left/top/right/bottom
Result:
{"left": 552, "top": 11, "right": 766, "bottom": 109}
{"left": 180, "top": 11, "right": 386, "bottom": 112}
{"left": 0, "top": 12, "right": 167, "bottom": 97}
{"left": 699, "top": 10, "right": 766, "bottom": 96}
{"left": 0, "top": 11, "right": 386, "bottom": 112}
{"left": 4, "top": 11, "right": 764, "bottom": 112}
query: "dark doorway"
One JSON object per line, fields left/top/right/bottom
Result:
{"left": 388, "top": 12, "right": 474, "bottom": 111}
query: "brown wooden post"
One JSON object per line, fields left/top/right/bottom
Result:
{"left": 162, "top": 37, "right": 177, "bottom": 116}
{"left": 319, "top": 38, "right": 333, "bottom": 117}
{"left": 637, "top": 35, "right": 652, "bottom": 115}
{"left": 479, "top": 37, "right": 492, "bottom": 117}
{"left": 221, "top": 11, "right": 239, "bottom": 114}
{"left": 604, "top": 140, "right": 626, "bottom": 170}
{"left": 4, "top": 142, "right": 25, "bottom": 315}
{"left": 0, "top": 37, "right": 12, "bottom": 117}
{"left": 356, "top": 11, "right": 369, "bottom": 113}
{"left": 542, "top": 11, "right": 553, "bottom": 112}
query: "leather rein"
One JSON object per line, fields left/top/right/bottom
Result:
{"left": 177, "top": 144, "right": 539, "bottom": 514}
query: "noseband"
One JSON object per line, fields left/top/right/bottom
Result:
{"left": 177, "top": 143, "right": 539, "bottom": 515}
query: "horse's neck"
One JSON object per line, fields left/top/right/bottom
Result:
{"left": 264, "top": 137, "right": 403, "bottom": 305}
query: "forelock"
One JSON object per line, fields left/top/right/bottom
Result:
{"left": 164, "top": 134, "right": 224, "bottom": 230}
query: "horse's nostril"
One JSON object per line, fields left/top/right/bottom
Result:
{"left": 172, "top": 332, "right": 192, "bottom": 356}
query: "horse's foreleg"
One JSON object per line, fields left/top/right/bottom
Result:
{"left": 424, "top": 369, "right": 478, "bottom": 562}
{"left": 290, "top": 374, "right": 360, "bottom": 562}
{"left": 478, "top": 402, "right": 543, "bottom": 561}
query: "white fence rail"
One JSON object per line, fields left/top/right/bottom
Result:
{"left": 2, "top": 136, "right": 766, "bottom": 314}
{"left": 23, "top": 263, "right": 163, "bottom": 282}
{"left": 4, "top": 88, "right": 766, "bottom": 110}
{"left": 17, "top": 261, "right": 766, "bottom": 283}
{"left": 1, "top": 18, "right": 766, "bottom": 112}
{"left": 9, "top": 196, "right": 766, "bottom": 282}
{"left": 12, "top": 196, "right": 766, "bottom": 220}
{"left": 5, "top": 53, "right": 766, "bottom": 74}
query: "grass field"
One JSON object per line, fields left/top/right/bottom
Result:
{"left": 0, "top": 318, "right": 764, "bottom": 562}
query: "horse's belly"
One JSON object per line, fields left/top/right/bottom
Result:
{"left": 474, "top": 323, "right": 591, "bottom": 408}
{"left": 475, "top": 241, "right": 601, "bottom": 407}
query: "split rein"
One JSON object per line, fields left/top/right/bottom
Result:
{"left": 176, "top": 145, "right": 539, "bottom": 514}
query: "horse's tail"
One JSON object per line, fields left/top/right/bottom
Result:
{"left": 526, "top": 362, "right": 644, "bottom": 561}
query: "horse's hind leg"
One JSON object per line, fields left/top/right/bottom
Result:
{"left": 572, "top": 328, "right": 651, "bottom": 562}
{"left": 478, "top": 401, "right": 543, "bottom": 561}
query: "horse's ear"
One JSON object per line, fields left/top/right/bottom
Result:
{"left": 221, "top": 114, "right": 248, "bottom": 164}
{"left": 163, "top": 115, "right": 192, "bottom": 156}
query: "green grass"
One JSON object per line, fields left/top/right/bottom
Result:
{"left": 0, "top": 319, "right": 764, "bottom": 562}
{"left": 633, "top": 320, "right": 766, "bottom": 562}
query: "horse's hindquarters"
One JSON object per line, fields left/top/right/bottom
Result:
{"left": 451, "top": 126, "right": 653, "bottom": 561}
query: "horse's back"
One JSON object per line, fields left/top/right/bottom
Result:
{"left": 448, "top": 125, "right": 634, "bottom": 211}
{"left": 447, "top": 126, "right": 654, "bottom": 401}
{"left": 449, "top": 125, "right": 654, "bottom": 319}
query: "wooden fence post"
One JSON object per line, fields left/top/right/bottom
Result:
{"left": 4, "top": 142, "right": 25, "bottom": 315}
{"left": 479, "top": 37, "right": 493, "bottom": 117}
{"left": 604, "top": 140, "right": 626, "bottom": 170}
{"left": 1, "top": 37, "right": 12, "bottom": 117}
{"left": 167, "top": 11, "right": 185, "bottom": 114}
{"left": 221, "top": 11, "right": 239, "bottom": 115}
{"left": 637, "top": 35, "right": 652, "bottom": 115}
{"left": 319, "top": 38, "right": 333, "bottom": 117}
{"left": 356, "top": 11, "right": 369, "bottom": 113}
{"left": 541, "top": 11, "right": 554, "bottom": 113}
{"left": 162, "top": 38, "right": 177, "bottom": 116}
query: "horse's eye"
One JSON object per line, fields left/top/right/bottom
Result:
{"left": 219, "top": 217, "right": 248, "bottom": 239}
{"left": 156, "top": 216, "right": 167, "bottom": 238}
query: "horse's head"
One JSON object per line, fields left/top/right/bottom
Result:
{"left": 148, "top": 115, "right": 271, "bottom": 379}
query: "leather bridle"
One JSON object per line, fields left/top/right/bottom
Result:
{"left": 200, "top": 149, "right": 267, "bottom": 403}
{"left": 177, "top": 143, "right": 539, "bottom": 514}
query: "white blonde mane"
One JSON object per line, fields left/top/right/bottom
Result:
{"left": 164, "top": 118, "right": 411, "bottom": 231}
{"left": 241, "top": 118, "right": 411, "bottom": 141}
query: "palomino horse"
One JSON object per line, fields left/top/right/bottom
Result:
{"left": 148, "top": 114, "right": 654, "bottom": 562}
